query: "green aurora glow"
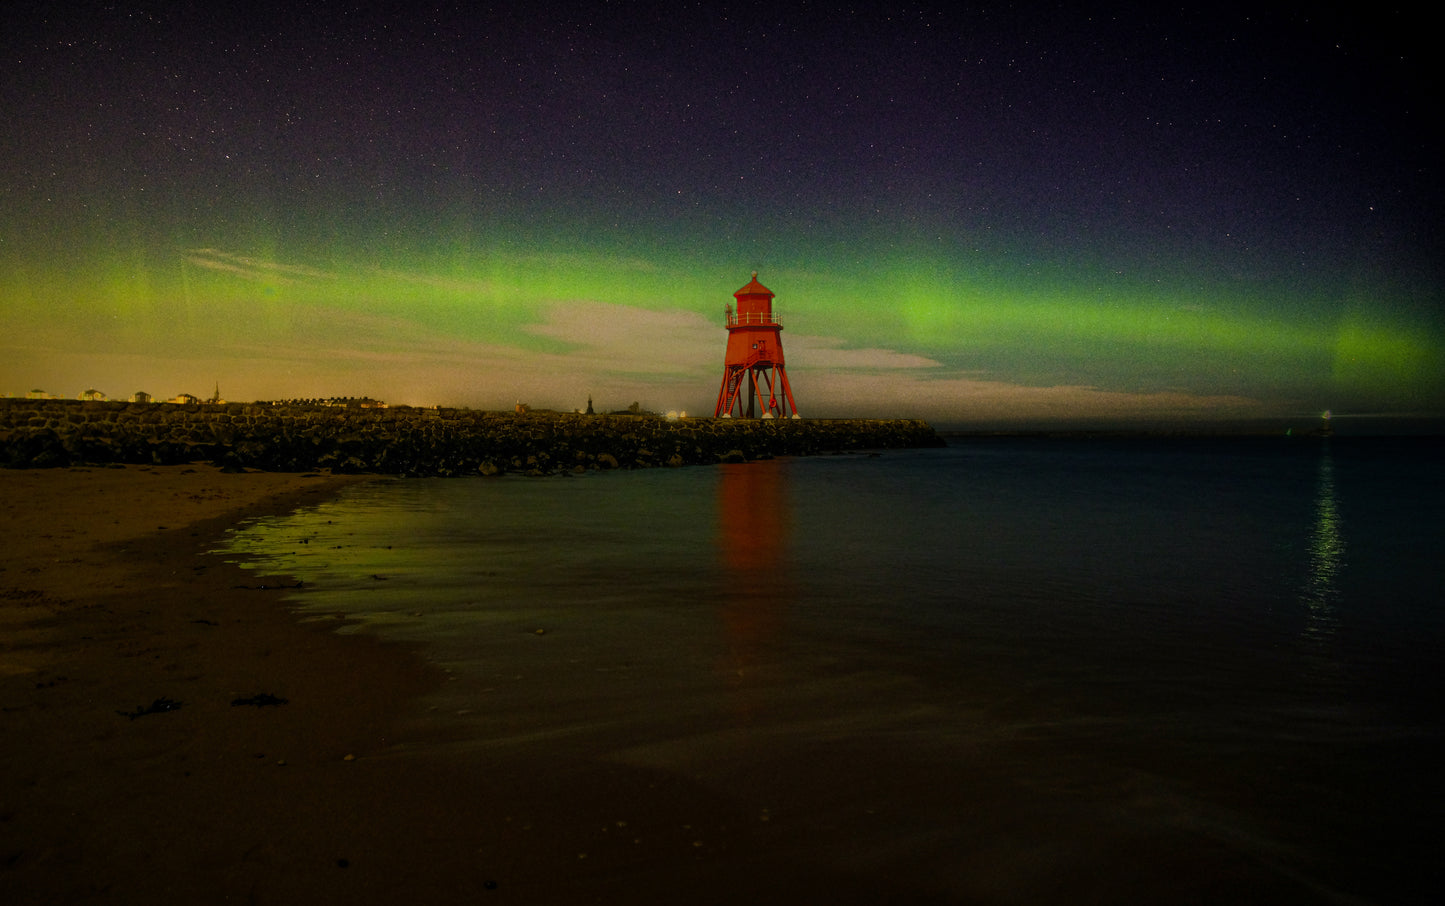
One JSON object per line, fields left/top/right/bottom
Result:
{"left": 3, "top": 4, "right": 1439, "bottom": 426}
{"left": 3, "top": 227, "right": 1438, "bottom": 423}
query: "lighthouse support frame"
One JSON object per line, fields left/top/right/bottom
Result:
{"left": 715, "top": 360, "right": 798, "bottom": 419}
{"left": 713, "top": 273, "right": 800, "bottom": 419}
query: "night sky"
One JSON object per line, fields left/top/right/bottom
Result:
{"left": 3, "top": 2, "right": 1439, "bottom": 426}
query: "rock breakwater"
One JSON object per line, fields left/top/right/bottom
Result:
{"left": 1, "top": 399, "right": 943, "bottom": 476}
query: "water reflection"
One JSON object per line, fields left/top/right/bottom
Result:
{"left": 1302, "top": 444, "right": 1345, "bottom": 641}
{"left": 715, "top": 461, "right": 793, "bottom": 714}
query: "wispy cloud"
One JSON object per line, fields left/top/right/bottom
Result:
{"left": 185, "top": 249, "right": 337, "bottom": 284}
{"left": 523, "top": 302, "right": 718, "bottom": 373}
{"left": 787, "top": 334, "right": 941, "bottom": 370}
{"left": 794, "top": 369, "right": 1269, "bottom": 421}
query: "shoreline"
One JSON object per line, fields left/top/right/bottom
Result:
{"left": 0, "top": 465, "right": 454, "bottom": 903}
{"left": 0, "top": 464, "right": 915, "bottom": 904}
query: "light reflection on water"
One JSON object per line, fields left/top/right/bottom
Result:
{"left": 714, "top": 462, "right": 797, "bottom": 726}
{"left": 1302, "top": 444, "right": 1345, "bottom": 642}
{"left": 217, "top": 439, "right": 1444, "bottom": 902}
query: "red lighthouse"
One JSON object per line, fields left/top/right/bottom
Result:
{"left": 714, "top": 273, "right": 800, "bottom": 419}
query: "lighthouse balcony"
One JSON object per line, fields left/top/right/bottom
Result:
{"left": 725, "top": 312, "right": 783, "bottom": 328}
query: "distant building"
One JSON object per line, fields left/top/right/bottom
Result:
{"left": 264, "top": 396, "right": 387, "bottom": 408}
{"left": 26, "top": 389, "right": 51, "bottom": 400}
{"left": 169, "top": 393, "right": 201, "bottom": 405}
{"left": 129, "top": 391, "right": 153, "bottom": 404}
{"left": 80, "top": 389, "right": 107, "bottom": 401}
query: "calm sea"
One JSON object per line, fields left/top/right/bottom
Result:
{"left": 222, "top": 436, "right": 1443, "bottom": 903}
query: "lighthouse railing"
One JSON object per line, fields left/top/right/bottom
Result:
{"left": 725, "top": 311, "right": 782, "bottom": 328}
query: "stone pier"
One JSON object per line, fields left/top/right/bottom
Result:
{"left": 1, "top": 399, "right": 944, "bottom": 476}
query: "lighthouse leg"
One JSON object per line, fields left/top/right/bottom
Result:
{"left": 777, "top": 364, "right": 798, "bottom": 417}
{"left": 716, "top": 365, "right": 744, "bottom": 417}
{"left": 758, "top": 368, "right": 780, "bottom": 416}
{"left": 714, "top": 367, "right": 730, "bottom": 417}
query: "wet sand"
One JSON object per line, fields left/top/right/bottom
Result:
{"left": 0, "top": 466, "right": 440, "bottom": 901}
{"left": 0, "top": 465, "right": 946, "bottom": 905}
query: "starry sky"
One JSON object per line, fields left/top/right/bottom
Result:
{"left": 2, "top": 1, "right": 1440, "bottom": 427}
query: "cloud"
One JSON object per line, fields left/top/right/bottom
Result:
{"left": 786, "top": 334, "right": 942, "bottom": 369}
{"left": 520, "top": 303, "right": 944, "bottom": 372}
{"left": 174, "top": 301, "right": 714, "bottom": 408}
{"left": 791, "top": 368, "right": 1269, "bottom": 421}
{"left": 210, "top": 298, "right": 1268, "bottom": 418}
{"left": 523, "top": 301, "right": 719, "bottom": 374}
{"left": 185, "top": 249, "right": 336, "bottom": 284}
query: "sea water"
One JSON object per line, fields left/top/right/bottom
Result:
{"left": 221, "top": 436, "right": 1443, "bottom": 901}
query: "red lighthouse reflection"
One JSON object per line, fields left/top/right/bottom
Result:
{"left": 715, "top": 461, "right": 792, "bottom": 712}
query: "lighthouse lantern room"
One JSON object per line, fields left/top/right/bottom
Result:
{"left": 714, "top": 273, "right": 800, "bottom": 418}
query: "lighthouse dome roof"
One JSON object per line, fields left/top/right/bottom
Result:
{"left": 734, "top": 271, "right": 774, "bottom": 299}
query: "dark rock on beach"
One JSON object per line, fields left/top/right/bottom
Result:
{"left": 117, "top": 697, "right": 184, "bottom": 720}
{"left": 1, "top": 399, "right": 944, "bottom": 476}
{"left": 231, "top": 693, "right": 289, "bottom": 707}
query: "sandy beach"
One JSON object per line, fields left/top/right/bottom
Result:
{"left": 0, "top": 466, "right": 452, "bottom": 902}
{"left": 1, "top": 465, "right": 928, "bottom": 905}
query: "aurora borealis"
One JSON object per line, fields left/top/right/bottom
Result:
{"left": 2, "top": 3, "right": 1439, "bottom": 427}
